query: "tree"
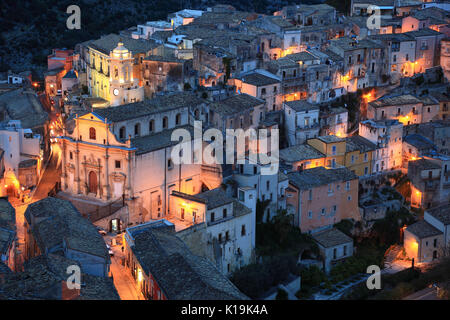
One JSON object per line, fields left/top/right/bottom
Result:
{"left": 325, "top": 0, "right": 352, "bottom": 14}
{"left": 256, "top": 198, "right": 271, "bottom": 223}
{"left": 275, "top": 288, "right": 288, "bottom": 300}
{"left": 183, "top": 82, "right": 192, "bottom": 91}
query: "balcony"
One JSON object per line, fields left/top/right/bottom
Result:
{"left": 296, "top": 122, "right": 320, "bottom": 131}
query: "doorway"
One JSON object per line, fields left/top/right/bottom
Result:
{"left": 110, "top": 218, "right": 121, "bottom": 233}
{"left": 88, "top": 171, "right": 98, "bottom": 194}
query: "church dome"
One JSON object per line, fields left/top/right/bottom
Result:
{"left": 112, "top": 42, "right": 130, "bottom": 58}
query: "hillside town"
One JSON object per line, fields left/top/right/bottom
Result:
{"left": 0, "top": 0, "right": 450, "bottom": 301}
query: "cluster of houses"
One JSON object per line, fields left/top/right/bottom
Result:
{"left": 0, "top": 1, "right": 450, "bottom": 300}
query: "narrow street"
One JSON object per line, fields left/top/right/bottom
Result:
{"left": 11, "top": 141, "right": 142, "bottom": 300}
{"left": 12, "top": 142, "right": 62, "bottom": 271}
{"left": 104, "top": 235, "right": 144, "bottom": 300}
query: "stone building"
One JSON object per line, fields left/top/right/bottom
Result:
{"left": 142, "top": 55, "right": 193, "bottom": 98}
{"left": 170, "top": 187, "right": 255, "bottom": 275}
{"left": 124, "top": 220, "right": 248, "bottom": 299}
{"left": 329, "top": 37, "right": 387, "bottom": 92}
{"left": 24, "top": 197, "right": 111, "bottom": 277}
{"left": 441, "top": 38, "right": 450, "bottom": 81}
{"left": 359, "top": 119, "right": 403, "bottom": 173}
{"left": 404, "top": 220, "right": 443, "bottom": 263}
{"left": 286, "top": 166, "right": 360, "bottom": 234}
{"left": 82, "top": 34, "right": 159, "bottom": 106}
{"left": 0, "top": 198, "right": 16, "bottom": 271}
{"left": 312, "top": 227, "right": 353, "bottom": 273}
{"left": 283, "top": 100, "right": 320, "bottom": 146}
{"left": 231, "top": 70, "right": 282, "bottom": 112}
{"left": 59, "top": 92, "right": 221, "bottom": 228}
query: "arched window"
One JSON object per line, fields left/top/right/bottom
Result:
{"left": 223, "top": 208, "right": 227, "bottom": 218}
{"left": 175, "top": 113, "right": 181, "bottom": 125}
{"left": 89, "top": 127, "right": 96, "bottom": 140}
{"left": 134, "top": 123, "right": 141, "bottom": 137}
{"left": 162, "top": 117, "right": 168, "bottom": 129}
{"left": 149, "top": 119, "right": 154, "bottom": 133}
{"left": 119, "top": 126, "right": 126, "bottom": 140}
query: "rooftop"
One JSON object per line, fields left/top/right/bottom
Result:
{"left": 0, "top": 88, "right": 48, "bottom": 129}
{"left": 0, "top": 197, "right": 15, "bottom": 230}
{"left": 0, "top": 254, "right": 119, "bottom": 300}
{"left": 209, "top": 94, "right": 264, "bottom": 116}
{"left": 312, "top": 228, "right": 353, "bottom": 248}
{"left": 131, "top": 228, "right": 247, "bottom": 300}
{"left": 406, "top": 220, "right": 442, "bottom": 239}
{"left": 408, "top": 158, "right": 441, "bottom": 171}
{"left": 24, "top": 197, "right": 109, "bottom": 260}
{"left": 426, "top": 204, "right": 450, "bottom": 226}
{"left": 404, "top": 134, "right": 435, "bottom": 150}
{"left": 284, "top": 51, "right": 318, "bottom": 62}
{"left": 93, "top": 92, "right": 204, "bottom": 123}
{"left": 288, "top": 166, "right": 358, "bottom": 190}
{"left": 279, "top": 144, "right": 325, "bottom": 163}
{"left": 404, "top": 28, "right": 443, "bottom": 38}
{"left": 346, "top": 135, "right": 377, "bottom": 153}
{"left": 284, "top": 100, "right": 319, "bottom": 112}
{"left": 370, "top": 33, "right": 414, "bottom": 42}
{"left": 131, "top": 125, "right": 193, "bottom": 155}
{"left": 62, "top": 70, "right": 77, "bottom": 79}
{"left": 330, "top": 37, "right": 384, "bottom": 51}
{"left": 191, "top": 188, "right": 235, "bottom": 210}
{"left": 144, "top": 55, "right": 185, "bottom": 63}
{"left": 0, "top": 227, "right": 15, "bottom": 256}
{"left": 369, "top": 94, "right": 422, "bottom": 108}
{"left": 316, "top": 135, "right": 346, "bottom": 144}
{"left": 88, "top": 34, "right": 158, "bottom": 55}
{"left": 240, "top": 72, "right": 280, "bottom": 87}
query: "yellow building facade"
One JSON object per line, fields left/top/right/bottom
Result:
{"left": 305, "top": 135, "right": 376, "bottom": 177}
{"left": 307, "top": 136, "right": 346, "bottom": 169}
{"left": 88, "top": 42, "right": 144, "bottom": 106}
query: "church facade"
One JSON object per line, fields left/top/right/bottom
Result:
{"left": 85, "top": 34, "right": 159, "bottom": 106}
{"left": 59, "top": 92, "right": 222, "bottom": 227}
